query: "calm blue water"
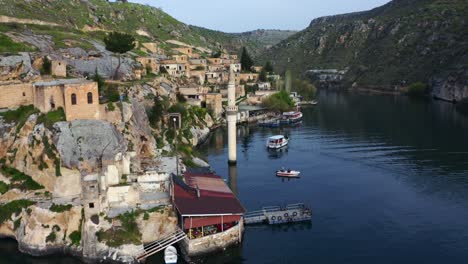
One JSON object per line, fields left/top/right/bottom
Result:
{"left": 2, "top": 91, "right": 468, "bottom": 263}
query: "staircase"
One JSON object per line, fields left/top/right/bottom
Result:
{"left": 136, "top": 229, "right": 187, "bottom": 262}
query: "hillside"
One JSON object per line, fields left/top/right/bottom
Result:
{"left": 232, "top": 29, "right": 297, "bottom": 57}
{"left": 0, "top": 0, "right": 292, "bottom": 57}
{"left": 262, "top": 0, "right": 468, "bottom": 100}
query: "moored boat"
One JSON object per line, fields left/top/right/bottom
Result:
{"left": 164, "top": 246, "right": 178, "bottom": 264}
{"left": 266, "top": 135, "right": 289, "bottom": 149}
{"left": 276, "top": 168, "right": 301, "bottom": 178}
{"left": 281, "top": 111, "right": 303, "bottom": 124}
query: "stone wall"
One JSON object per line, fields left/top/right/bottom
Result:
{"left": 180, "top": 220, "right": 244, "bottom": 258}
{"left": 51, "top": 60, "right": 67, "bottom": 77}
{"left": 0, "top": 82, "right": 34, "bottom": 108}
{"left": 63, "top": 82, "right": 99, "bottom": 121}
{"left": 34, "top": 84, "right": 65, "bottom": 113}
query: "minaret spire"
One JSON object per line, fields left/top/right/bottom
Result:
{"left": 226, "top": 65, "right": 238, "bottom": 165}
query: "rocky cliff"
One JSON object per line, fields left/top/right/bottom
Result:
{"left": 263, "top": 0, "right": 468, "bottom": 101}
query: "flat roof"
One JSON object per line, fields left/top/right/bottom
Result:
{"left": 34, "top": 79, "right": 91, "bottom": 87}
{"left": 173, "top": 173, "right": 245, "bottom": 216}
{"left": 269, "top": 135, "right": 285, "bottom": 140}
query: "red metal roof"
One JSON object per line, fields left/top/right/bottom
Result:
{"left": 173, "top": 173, "right": 245, "bottom": 216}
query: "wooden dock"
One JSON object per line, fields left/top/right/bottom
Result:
{"left": 244, "top": 203, "right": 312, "bottom": 225}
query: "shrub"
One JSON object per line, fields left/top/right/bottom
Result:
{"left": 0, "top": 181, "right": 8, "bottom": 194}
{"left": 37, "top": 107, "right": 66, "bottom": 130}
{"left": 46, "top": 232, "right": 56, "bottom": 243}
{"left": 262, "top": 90, "right": 295, "bottom": 112}
{"left": 0, "top": 200, "right": 35, "bottom": 223}
{"left": 107, "top": 102, "right": 116, "bottom": 111}
{"left": 407, "top": 82, "right": 428, "bottom": 97}
{"left": 41, "top": 56, "right": 52, "bottom": 75}
{"left": 13, "top": 217, "right": 21, "bottom": 230}
{"left": 0, "top": 105, "right": 39, "bottom": 134}
{"left": 69, "top": 231, "right": 81, "bottom": 246}
{"left": 96, "top": 211, "right": 142, "bottom": 247}
{"left": 49, "top": 204, "right": 72, "bottom": 213}
{"left": 0, "top": 167, "right": 44, "bottom": 191}
{"left": 176, "top": 92, "right": 187, "bottom": 103}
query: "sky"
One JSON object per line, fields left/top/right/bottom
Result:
{"left": 130, "top": 0, "right": 391, "bottom": 33}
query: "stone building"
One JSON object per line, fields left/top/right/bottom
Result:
{"left": 51, "top": 60, "right": 67, "bottom": 77}
{"left": 205, "top": 93, "right": 222, "bottom": 117}
{"left": 0, "top": 79, "right": 100, "bottom": 121}
{"left": 136, "top": 57, "right": 159, "bottom": 74}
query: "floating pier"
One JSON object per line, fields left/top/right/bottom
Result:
{"left": 244, "top": 203, "right": 312, "bottom": 225}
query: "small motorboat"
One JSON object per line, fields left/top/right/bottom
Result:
{"left": 164, "top": 246, "right": 178, "bottom": 264}
{"left": 276, "top": 168, "right": 301, "bottom": 178}
{"left": 266, "top": 135, "right": 289, "bottom": 149}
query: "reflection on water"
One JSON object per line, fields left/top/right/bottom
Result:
{"left": 228, "top": 165, "right": 238, "bottom": 196}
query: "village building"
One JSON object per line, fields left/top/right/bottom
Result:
{"left": 172, "top": 55, "right": 188, "bottom": 64}
{"left": 51, "top": 60, "right": 67, "bottom": 77}
{"left": 207, "top": 58, "right": 222, "bottom": 65}
{"left": 230, "top": 55, "right": 238, "bottom": 60}
{"left": 207, "top": 65, "right": 224, "bottom": 72}
{"left": 160, "top": 60, "right": 188, "bottom": 77}
{"left": 172, "top": 171, "right": 245, "bottom": 257}
{"left": 205, "top": 93, "right": 223, "bottom": 117}
{"left": 173, "top": 47, "right": 193, "bottom": 57}
{"left": 267, "top": 74, "right": 281, "bottom": 81}
{"left": 0, "top": 79, "right": 100, "bottom": 121}
{"left": 258, "top": 82, "right": 272, "bottom": 90}
{"left": 251, "top": 66, "right": 263, "bottom": 73}
{"left": 141, "top": 42, "right": 162, "bottom": 54}
{"left": 230, "top": 63, "right": 241, "bottom": 73}
{"left": 240, "top": 73, "right": 259, "bottom": 83}
{"left": 178, "top": 86, "right": 209, "bottom": 106}
{"left": 136, "top": 57, "right": 159, "bottom": 74}
{"left": 189, "top": 59, "right": 207, "bottom": 66}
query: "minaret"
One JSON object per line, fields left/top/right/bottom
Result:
{"left": 227, "top": 66, "right": 238, "bottom": 165}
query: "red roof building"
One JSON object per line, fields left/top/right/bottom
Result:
{"left": 172, "top": 172, "right": 245, "bottom": 231}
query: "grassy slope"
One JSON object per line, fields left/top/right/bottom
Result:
{"left": 262, "top": 0, "right": 468, "bottom": 85}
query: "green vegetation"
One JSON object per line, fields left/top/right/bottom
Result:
{"left": 41, "top": 56, "right": 52, "bottom": 75}
{"left": 264, "top": 61, "right": 274, "bottom": 73}
{"left": 0, "top": 105, "right": 39, "bottom": 134}
{"left": 259, "top": 68, "right": 268, "bottom": 82}
{"left": 292, "top": 79, "right": 317, "bottom": 101}
{"left": 176, "top": 92, "right": 187, "bottom": 103}
{"left": 36, "top": 107, "right": 66, "bottom": 130}
{"left": 13, "top": 217, "right": 21, "bottom": 230}
{"left": 240, "top": 47, "right": 254, "bottom": 72}
{"left": 107, "top": 102, "right": 116, "bottom": 112}
{"left": 406, "top": 82, "right": 428, "bottom": 97}
{"left": 0, "top": 181, "right": 9, "bottom": 194}
{"left": 46, "top": 231, "right": 57, "bottom": 243}
{"left": 0, "top": 33, "right": 35, "bottom": 53}
{"left": 69, "top": 208, "right": 84, "bottom": 246}
{"left": 104, "top": 31, "right": 135, "bottom": 79}
{"left": 0, "top": 200, "right": 35, "bottom": 224}
{"left": 49, "top": 204, "right": 72, "bottom": 213}
{"left": 148, "top": 96, "right": 169, "bottom": 128}
{"left": 0, "top": 166, "right": 44, "bottom": 191}
{"left": 96, "top": 211, "right": 142, "bottom": 247}
{"left": 262, "top": 90, "right": 295, "bottom": 112}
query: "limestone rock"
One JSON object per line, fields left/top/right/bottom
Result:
{"left": 54, "top": 120, "right": 126, "bottom": 171}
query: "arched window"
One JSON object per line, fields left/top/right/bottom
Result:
{"left": 71, "top": 93, "right": 77, "bottom": 105}
{"left": 87, "top": 92, "right": 93, "bottom": 104}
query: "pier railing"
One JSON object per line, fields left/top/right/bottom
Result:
{"left": 136, "top": 228, "right": 187, "bottom": 262}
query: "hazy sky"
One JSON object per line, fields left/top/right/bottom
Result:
{"left": 131, "top": 0, "right": 391, "bottom": 32}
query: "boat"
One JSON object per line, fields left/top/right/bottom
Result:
{"left": 276, "top": 168, "right": 301, "bottom": 178}
{"left": 281, "top": 111, "right": 303, "bottom": 124}
{"left": 266, "top": 135, "right": 289, "bottom": 149}
{"left": 164, "top": 246, "right": 178, "bottom": 264}
{"left": 259, "top": 119, "right": 280, "bottom": 128}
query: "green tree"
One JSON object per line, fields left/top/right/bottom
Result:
{"left": 240, "top": 47, "right": 254, "bottom": 72}
{"left": 93, "top": 68, "right": 105, "bottom": 91}
{"left": 149, "top": 97, "right": 166, "bottom": 128}
{"left": 292, "top": 79, "right": 317, "bottom": 101}
{"left": 41, "top": 56, "right": 51, "bottom": 75}
{"left": 264, "top": 61, "right": 274, "bottom": 73}
{"left": 262, "top": 90, "right": 295, "bottom": 112}
{"left": 406, "top": 82, "right": 428, "bottom": 97}
{"left": 259, "top": 68, "right": 268, "bottom": 82}
{"left": 103, "top": 32, "right": 135, "bottom": 79}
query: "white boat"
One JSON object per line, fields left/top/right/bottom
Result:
{"left": 276, "top": 168, "right": 301, "bottom": 178}
{"left": 164, "top": 246, "right": 178, "bottom": 264}
{"left": 281, "top": 111, "right": 303, "bottom": 124}
{"left": 266, "top": 135, "right": 289, "bottom": 149}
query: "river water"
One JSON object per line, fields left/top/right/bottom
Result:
{"left": 2, "top": 91, "right": 468, "bottom": 263}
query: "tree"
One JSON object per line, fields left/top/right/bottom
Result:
{"left": 259, "top": 68, "right": 268, "bottom": 82}
{"left": 41, "top": 56, "right": 51, "bottom": 75}
{"left": 104, "top": 32, "right": 135, "bottom": 79}
{"left": 262, "top": 90, "right": 295, "bottom": 112}
{"left": 93, "top": 68, "right": 105, "bottom": 91}
{"left": 240, "top": 47, "right": 254, "bottom": 72}
{"left": 264, "top": 61, "right": 274, "bottom": 73}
